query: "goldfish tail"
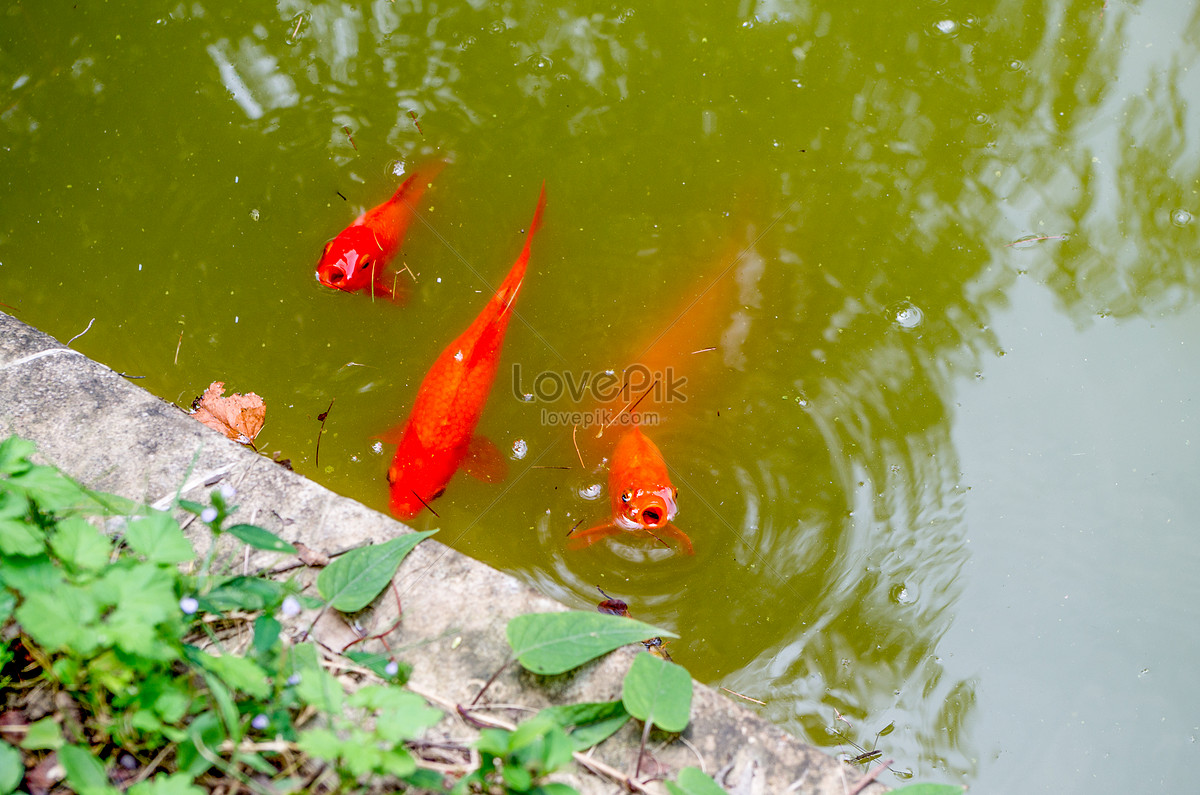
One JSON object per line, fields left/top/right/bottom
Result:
{"left": 566, "top": 521, "right": 619, "bottom": 551}
{"left": 495, "top": 183, "right": 547, "bottom": 312}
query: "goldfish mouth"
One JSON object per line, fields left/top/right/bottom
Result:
{"left": 641, "top": 507, "right": 662, "bottom": 526}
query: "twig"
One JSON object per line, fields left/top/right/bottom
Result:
{"left": 846, "top": 758, "right": 893, "bottom": 795}
{"left": 721, "top": 686, "right": 765, "bottom": 705}
{"left": 469, "top": 656, "right": 514, "bottom": 705}
{"left": 572, "top": 424, "right": 586, "bottom": 468}
{"left": 174, "top": 330, "right": 183, "bottom": 364}
{"left": 66, "top": 317, "right": 94, "bottom": 346}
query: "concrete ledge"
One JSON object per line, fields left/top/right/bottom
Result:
{"left": 0, "top": 310, "right": 886, "bottom": 794}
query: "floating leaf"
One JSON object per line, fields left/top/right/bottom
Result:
{"left": 664, "top": 767, "right": 728, "bottom": 795}
{"left": 225, "top": 523, "right": 296, "bottom": 554}
{"left": 316, "top": 531, "right": 436, "bottom": 612}
{"left": 506, "top": 611, "right": 677, "bottom": 675}
{"left": 189, "top": 381, "right": 265, "bottom": 445}
{"left": 621, "top": 652, "right": 692, "bottom": 733}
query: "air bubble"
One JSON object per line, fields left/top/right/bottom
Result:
{"left": 931, "top": 19, "right": 958, "bottom": 37}
{"left": 1171, "top": 209, "right": 1193, "bottom": 227}
{"left": 579, "top": 483, "right": 603, "bottom": 500}
{"left": 1006, "top": 59, "right": 1024, "bottom": 71}
{"left": 890, "top": 582, "right": 918, "bottom": 605}
{"left": 512, "top": 439, "right": 528, "bottom": 460}
{"left": 488, "top": 20, "right": 506, "bottom": 34}
{"left": 526, "top": 54, "right": 553, "bottom": 71}
{"left": 891, "top": 301, "right": 924, "bottom": 329}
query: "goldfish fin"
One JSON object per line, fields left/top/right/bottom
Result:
{"left": 566, "top": 522, "right": 621, "bottom": 551}
{"left": 661, "top": 523, "right": 695, "bottom": 556}
{"left": 463, "top": 435, "right": 507, "bottom": 483}
{"left": 374, "top": 423, "right": 406, "bottom": 445}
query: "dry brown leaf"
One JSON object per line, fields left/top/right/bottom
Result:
{"left": 190, "top": 381, "right": 265, "bottom": 445}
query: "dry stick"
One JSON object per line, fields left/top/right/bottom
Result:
{"left": 413, "top": 685, "right": 658, "bottom": 795}
{"left": 340, "top": 581, "right": 404, "bottom": 653}
{"left": 598, "top": 379, "right": 659, "bottom": 438}
{"left": 633, "top": 716, "right": 654, "bottom": 780}
{"left": 66, "top": 317, "right": 94, "bottom": 346}
{"left": 846, "top": 758, "right": 893, "bottom": 795}
{"left": 468, "top": 656, "right": 515, "bottom": 706}
{"left": 720, "top": 686, "right": 765, "bottom": 706}
{"left": 174, "top": 330, "right": 183, "bottom": 364}
{"left": 572, "top": 424, "right": 586, "bottom": 468}
{"left": 411, "top": 489, "right": 440, "bottom": 518}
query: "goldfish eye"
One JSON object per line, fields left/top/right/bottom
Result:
{"left": 620, "top": 490, "right": 632, "bottom": 503}
{"left": 673, "top": 489, "right": 679, "bottom": 501}
{"left": 356, "top": 257, "right": 370, "bottom": 273}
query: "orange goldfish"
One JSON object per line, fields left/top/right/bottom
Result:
{"left": 315, "top": 160, "right": 446, "bottom": 300}
{"left": 567, "top": 423, "right": 694, "bottom": 555}
{"left": 386, "top": 184, "right": 547, "bottom": 519}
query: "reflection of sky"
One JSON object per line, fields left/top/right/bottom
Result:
{"left": 207, "top": 37, "right": 299, "bottom": 120}
{"left": 948, "top": 277, "right": 1200, "bottom": 792}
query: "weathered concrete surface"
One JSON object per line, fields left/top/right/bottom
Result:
{"left": 0, "top": 310, "right": 887, "bottom": 794}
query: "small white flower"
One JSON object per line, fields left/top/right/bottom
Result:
{"left": 385, "top": 661, "right": 399, "bottom": 676}
{"left": 219, "top": 483, "right": 236, "bottom": 501}
{"left": 251, "top": 714, "right": 269, "bottom": 730}
{"left": 180, "top": 597, "right": 199, "bottom": 615}
{"left": 280, "top": 595, "right": 301, "bottom": 618}
{"left": 286, "top": 673, "right": 302, "bottom": 686}
{"left": 201, "top": 507, "right": 218, "bottom": 523}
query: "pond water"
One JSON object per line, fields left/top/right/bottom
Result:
{"left": 3, "top": 1, "right": 1198, "bottom": 790}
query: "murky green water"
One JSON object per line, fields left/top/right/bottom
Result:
{"left": 3, "top": 0, "right": 1199, "bottom": 789}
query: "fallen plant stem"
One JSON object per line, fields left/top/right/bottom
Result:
{"left": 847, "top": 758, "right": 893, "bottom": 795}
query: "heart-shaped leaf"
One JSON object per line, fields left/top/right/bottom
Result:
{"left": 317, "top": 531, "right": 436, "bottom": 612}
{"left": 507, "top": 611, "right": 676, "bottom": 675}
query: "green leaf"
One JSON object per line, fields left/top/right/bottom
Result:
{"left": 286, "top": 642, "right": 344, "bottom": 714}
{"left": 502, "top": 764, "right": 533, "bottom": 791}
{"left": 15, "top": 583, "right": 101, "bottom": 654}
{"left": 59, "top": 743, "right": 118, "bottom": 795}
{"left": 0, "top": 739, "right": 22, "bottom": 795}
{"left": 349, "top": 686, "right": 441, "bottom": 742}
{"left": 198, "top": 576, "right": 285, "bottom": 613}
{"left": 225, "top": 523, "right": 297, "bottom": 554}
{"left": 50, "top": 517, "right": 113, "bottom": 571}
{"left": 0, "top": 517, "right": 45, "bottom": 556}
{"left": 127, "top": 773, "right": 207, "bottom": 795}
{"left": 251, "top": 614, "right": 281, "bottom": 661}
{"left": 21, "top": 716, "right": 64, "bottom": 750}
{"left": 316, "top": 531, "right": 436, "bottom": 612}
{"left": 507, "top": 611, "right": 677, "bottom": 675}
{"left": 532, "top": 785, "right": 579, "bottom": 795}
{"left": 176, "top": 711, "right": 223, "bottom": 778}
{"left": 295, "top": 727, "right": 343, "bottom": 761}
{"left": 0, "top": 436, "right": 36, "bottom": 474}
{"left": 187, "top": 646, "right": 271, "bottom": 700}
{"left": 344, "top": 650, "right": 410, "bottom": 683}
{"left": 887, "top": 786, "right": 967, "bottom": 795}
{"left": 0, "top": 589, "right": 14, "bottom": 626}
{"left": 621, "top": 653, "right": 692, "bottom": 733}
{"left": 6, "top": 463, "right": 91, "bottom": 511}
{"left": 124, "top": 511, "right": 195, "bottom": 563}
{"left": 537, "top": 701, "right": 630, "bottom": 751}
{"left": 664, "top": 767, "right": 727, "bottom": 795}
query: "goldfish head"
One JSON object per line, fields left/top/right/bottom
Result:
{"left": 316, "top": 227, "right": 380, "bottom": 291}
{"left": 613, "top": 484, "right": 679, "bottom": 531}
{"left": 386, "top": 435, "right": 464, "bottom": 520}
